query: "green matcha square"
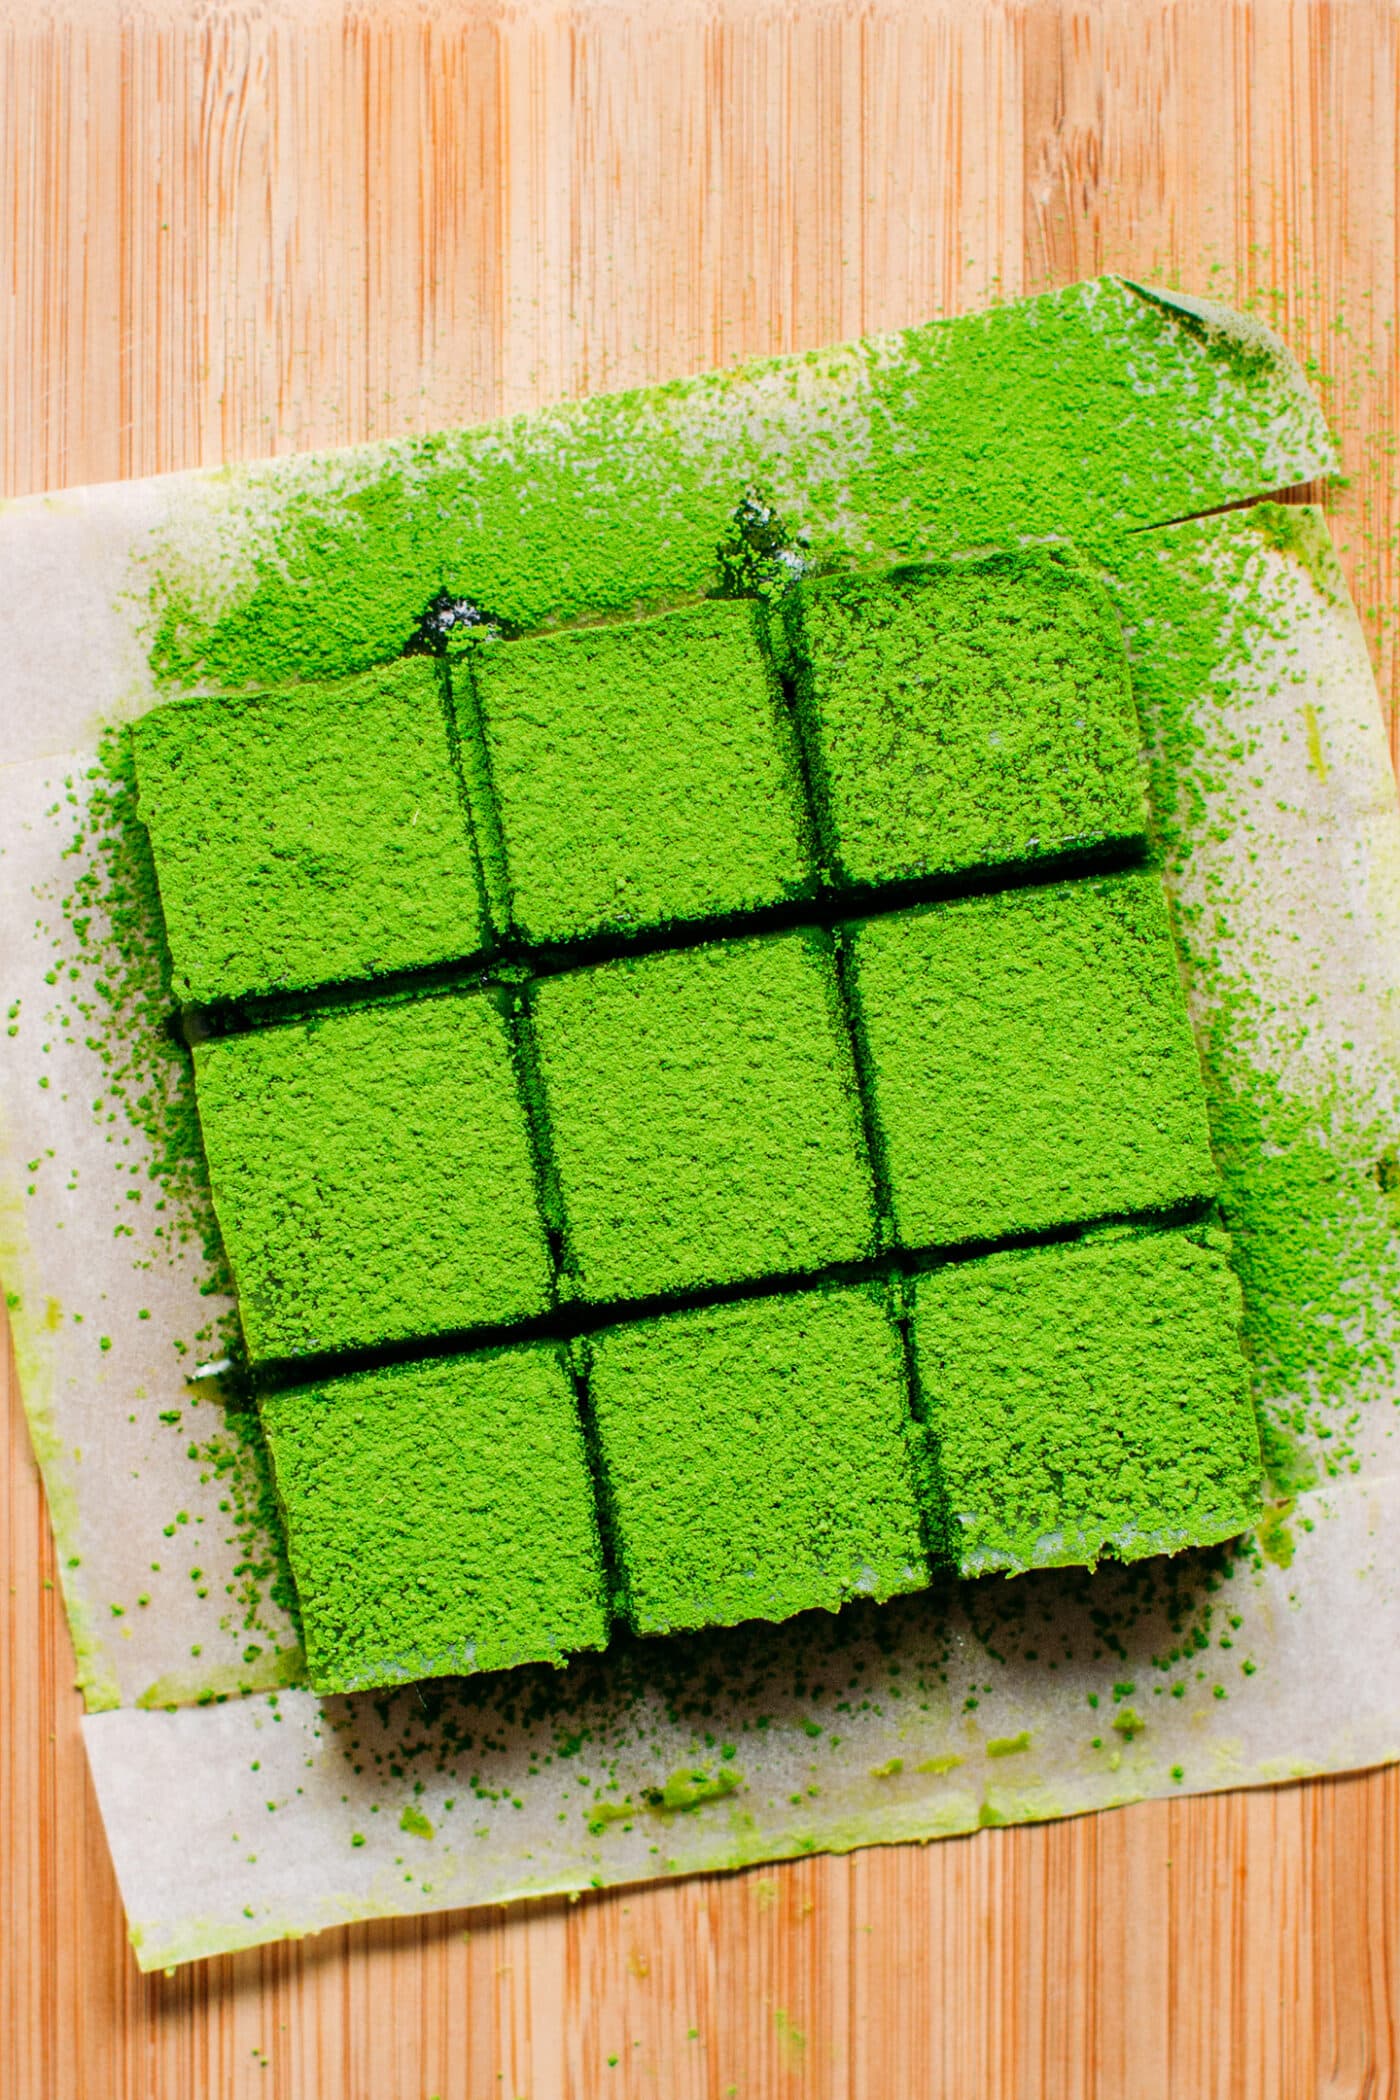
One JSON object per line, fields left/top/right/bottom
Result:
{"left": 785, "top": 550, "right": 1146, "bottom": 889}
{"left": 262, "top": 1344, "right": 610, "bottom": 1692}
{"left": 589, "top": 1286, "right": 930, "bottom": 1635}
{"left": 192, "top": 988, "right": 552, "bottom": 1361}
{"left": 849, "top": 871, "right": 1217, "bottom": 1249}
{"left": 911, "top": 1230, "right": 1261, "bottom": 1573}
{"left": 132, "top": 658, "right": 487, "bottom": 1005}
{"left": 530, "top": 928, "right": 877, "bottom": 1303}
{"left": 467, "top": 599, "right": 815, "bottom": 944}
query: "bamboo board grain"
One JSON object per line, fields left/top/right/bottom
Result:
{"left": 2, "top": 2, "right": 1399, "bottom": 2093}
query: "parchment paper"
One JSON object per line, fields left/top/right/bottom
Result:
{"left": 4, "top": 279, "right": 1397, "bottom": 1969}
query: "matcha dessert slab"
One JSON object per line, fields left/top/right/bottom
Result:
{"left": 131, "top": 656, "right": 490, "bottom": 1005}
{"left": 847, "top": 871, "right": 1220, "bottom": 1250}
{"left": 586, "top": 1284, "right": 931, "bottom": 1636}
{"left": 465, "top": 597, "right": 817, "bottom": 946}
{"left": 260, "top": 1345, "right": 610, "bottom": 1693}
{"left": 11, "top": 276, "right": 1400, "bottom": 1969}
{"left": 911, "top": 1228, "right": 1263, "bottom": 1576}
{"left": 784, "top": 547, "right": 1149, "bottom": 889}
{"left": 528, "top": 927, "right": 879, "bottom": 1304}
{"left": 190, "top": 987, "right": 554, "bottom": 1360}
{"left": 141, "top": 522, "right": 1258, "bottom": 1694}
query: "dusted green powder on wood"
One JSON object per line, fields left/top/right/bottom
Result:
{"left": 848, "top": 871, "right": 1218, "bottom": 1249}
{"left": 260, "top": 1345, "right": 609, "bottom": 1692}
{"left": 131, "top": 658, "right": 486, "bottom": 1005}
{"left": 529, "top": 928, "right": 877, "bottom": 1304}
{"left": 785, "top": 549, "right": 1147, "bottom": 889}
{"left": 588, "top": 1285, "right": 929, "bottom": 1635}
{"left": 911, "top": 1229, "right": 1262, "bottom": 1574}
{"left": 192, "top": 990, "right": 552, "bottom": 1361}
{"left": 467, "top": 599, "right": 815, "bottom": 945}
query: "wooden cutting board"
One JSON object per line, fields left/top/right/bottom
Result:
{"left": 3, "top": 3, "right": 1397, "bottom": 2092}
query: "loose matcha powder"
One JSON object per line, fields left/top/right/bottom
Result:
{"left": 27, "top": 730, "right": 298, "bottom": 1671}
{"left": 144, "top": 279, "right": 1331, "bottom": 697}
{"left": 1103, "top": 503, "right": 1400, "bottom": 1489}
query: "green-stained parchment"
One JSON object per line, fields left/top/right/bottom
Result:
{"left": 6, "top": 277, "right": 1400, "bottom": 1969}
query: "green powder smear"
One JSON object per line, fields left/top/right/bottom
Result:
{"left": 1205, "top": 1028, "right": 1397, "bottom": 1490}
